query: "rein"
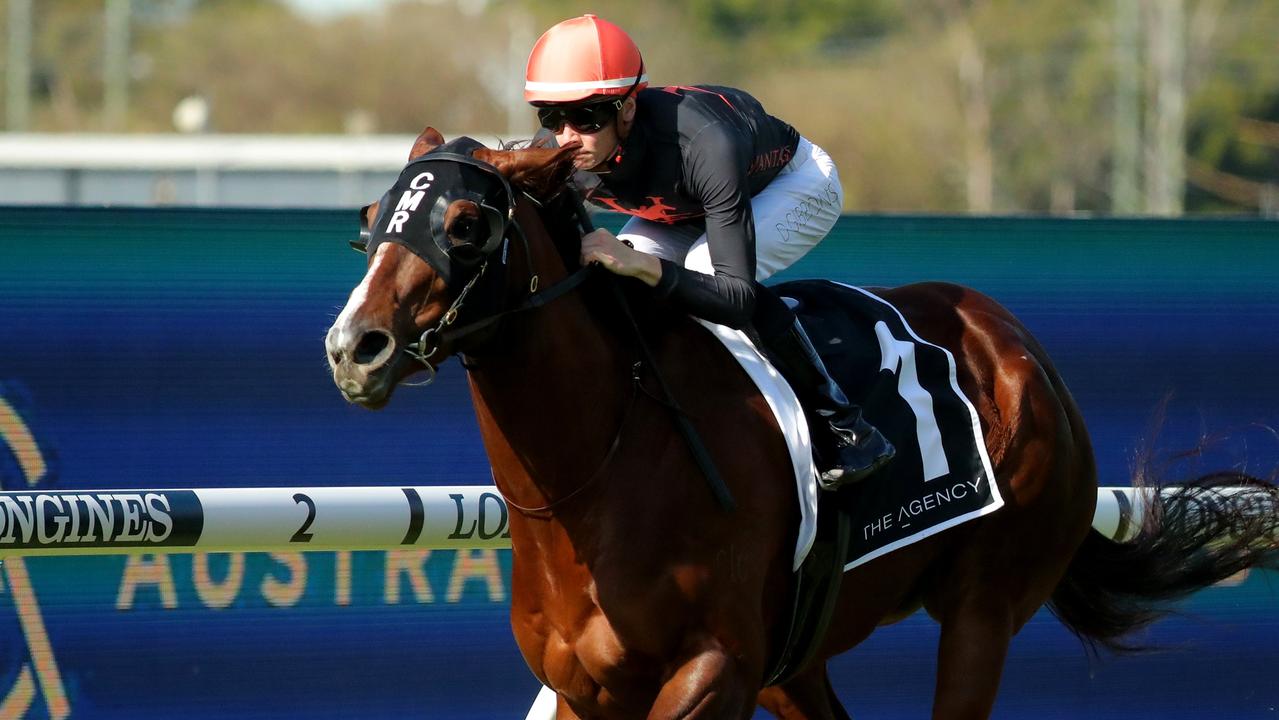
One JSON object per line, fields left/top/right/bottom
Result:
{"left": 572, "top": 198, "right": 736, "bottom": 513}
{"left": 398, "top": 192, "right": 629, "bottom": 518}
{"left": 500, "top": 362, "right": 643, "bottom": 518}
{"left": 400, "top": 258, "right": 489, "bottom": 386}
{"left": 400, "top": 208, "right": 596, "bottom": 382}
{"left": 383, "top": 175, "right": 735, "bottom": 514}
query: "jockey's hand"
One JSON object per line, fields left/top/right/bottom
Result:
{"left": 580, "top": 229, "right": 662, "bottom": 287}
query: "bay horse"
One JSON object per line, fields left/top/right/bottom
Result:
{"left": 325, "top": 127, "right": 1279, "bottom": 719}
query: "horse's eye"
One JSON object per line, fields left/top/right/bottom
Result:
{"left": 444, "top": 200, "right": 486, "bottom": 248}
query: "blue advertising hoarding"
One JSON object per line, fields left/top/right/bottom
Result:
{"left": 1, "top": 207, "right": 1277, "bottom": 718}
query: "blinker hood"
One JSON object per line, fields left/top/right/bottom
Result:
{"left": 356, "top": 136, "right": 515, "bottom": 285}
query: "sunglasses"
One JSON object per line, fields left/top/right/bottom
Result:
{"left": 536, "top": 100, "right": 621, "bottom": 134}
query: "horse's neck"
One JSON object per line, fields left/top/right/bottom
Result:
{"left": 466, "top": 206, "right": 631, "bottom": 503}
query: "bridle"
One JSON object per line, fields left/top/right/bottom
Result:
{"left": 349, "top": 143, "right": 630, "bottom": 516}
{"left": 350, "top": 140, "right": 595, "bottom": 385}
{"left": 348, "top": 139, "right": 734, "bottom": 513}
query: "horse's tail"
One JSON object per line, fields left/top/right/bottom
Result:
{"left": 1047, "top": 470, "right": 1279, "bottom": 655}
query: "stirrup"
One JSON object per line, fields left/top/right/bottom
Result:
{"left": 819, "top": 453, "right": 894, "bottom": 491}
{"left": 816, "top": 422, "right": 896, "bottom": 491}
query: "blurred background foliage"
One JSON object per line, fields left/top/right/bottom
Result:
{"left": 1, "top": 0, "right": 1276, "bottom": 214}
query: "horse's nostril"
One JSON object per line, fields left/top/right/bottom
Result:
{"left": 354, "top": 331, "right": 392, "bottom": 366}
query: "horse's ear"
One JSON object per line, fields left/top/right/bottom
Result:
{"left": 409, "top": 126, "right": 446, "bottom": 161}
{"left": 474, "top": 143, "right": 581, "bottom": 200}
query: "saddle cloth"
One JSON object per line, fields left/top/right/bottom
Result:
{"left": 702, "top": 279, "right": 1001, "bottom": 571}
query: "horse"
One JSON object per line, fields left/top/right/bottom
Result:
{"left": 325, "top": 126, "right": 1279, "bottom": 719}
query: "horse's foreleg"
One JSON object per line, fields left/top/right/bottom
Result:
{"left": 553, "top": 693, "right": 583, "bottom": 720}
{"left": 757, "top": 664, "right": 853, "bottom": 720}
{"left": 647, "top": 645, "right": 757, "bottom": 720}
{"left": 931, "top": 600, "right": 1014, "bottom": 720}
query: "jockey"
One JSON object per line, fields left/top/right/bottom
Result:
{"left": 525, "top": 14, "right": 894, "bottom": 489}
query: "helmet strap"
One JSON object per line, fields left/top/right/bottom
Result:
{"left": 608, "top": 59, "right": 644, "bottom": 168}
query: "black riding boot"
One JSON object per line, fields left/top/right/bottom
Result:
{"left": 762, "top": 318, "right": 896, "bottom": 489}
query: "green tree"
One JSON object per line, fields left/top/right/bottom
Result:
{"left": 2, "top": 0, "right": 1274, "bottom": 214}
{"left": 1183, "top": 0, "right": 1279, "bottom": 213}
{"left": 681, "top": 0, "right": 902, "bottom": 57}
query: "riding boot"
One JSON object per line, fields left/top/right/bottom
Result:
{"left": 761, "top": 318, "right": 896, "bottom": 490}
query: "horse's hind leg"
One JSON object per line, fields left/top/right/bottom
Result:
{"left": 926, "top": 487, "right": 1090, "bottom": 718}
{"left": 757, "top": 665, "right": 852, "bottom": 720}
{"left": 926, "top": 504, "right": 1085, "bottom": 720}
{"left": 930, "top": 592, "right": 1016, "bottom": 719}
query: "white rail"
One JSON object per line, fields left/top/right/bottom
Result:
{"left": 0, "top": 486, "right": 1263, "bottom": 557}
{"left": 0, "top": 486, "right": 511, "bottom": 557}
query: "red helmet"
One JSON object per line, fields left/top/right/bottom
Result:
{"left": 524, "top": 14, "right": 647, "bottom": 104}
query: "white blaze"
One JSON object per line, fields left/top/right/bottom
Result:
{"left": 330, "top": 245, "right": 391, "bottom": 354}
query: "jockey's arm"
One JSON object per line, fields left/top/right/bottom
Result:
{"left": 651, "top": 124, "right": 758, "bottom": 329}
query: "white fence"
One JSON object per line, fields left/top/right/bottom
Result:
{"left": 0, "top": 486, "right": 1167, "bottom": 556}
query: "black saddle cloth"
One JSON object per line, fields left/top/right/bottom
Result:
{"left": 772, "top": 279, "right": 1001, "bottom": 568}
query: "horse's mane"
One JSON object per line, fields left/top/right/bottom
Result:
{"left": 467, "top": 138, "right": 689, "bottom": 352}
{"left": 486, "top": 144, "right": 687, "bottom": 345}
{"left": 474, "top": 138, "right": 580, "bottom": 204}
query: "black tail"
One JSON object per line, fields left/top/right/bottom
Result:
{"left": 1048, "top": 471, "right": 1279, "bottom": 655}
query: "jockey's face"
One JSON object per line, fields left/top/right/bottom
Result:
{"left": 543, "top": 97, "right": 636, "bottom": 172}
